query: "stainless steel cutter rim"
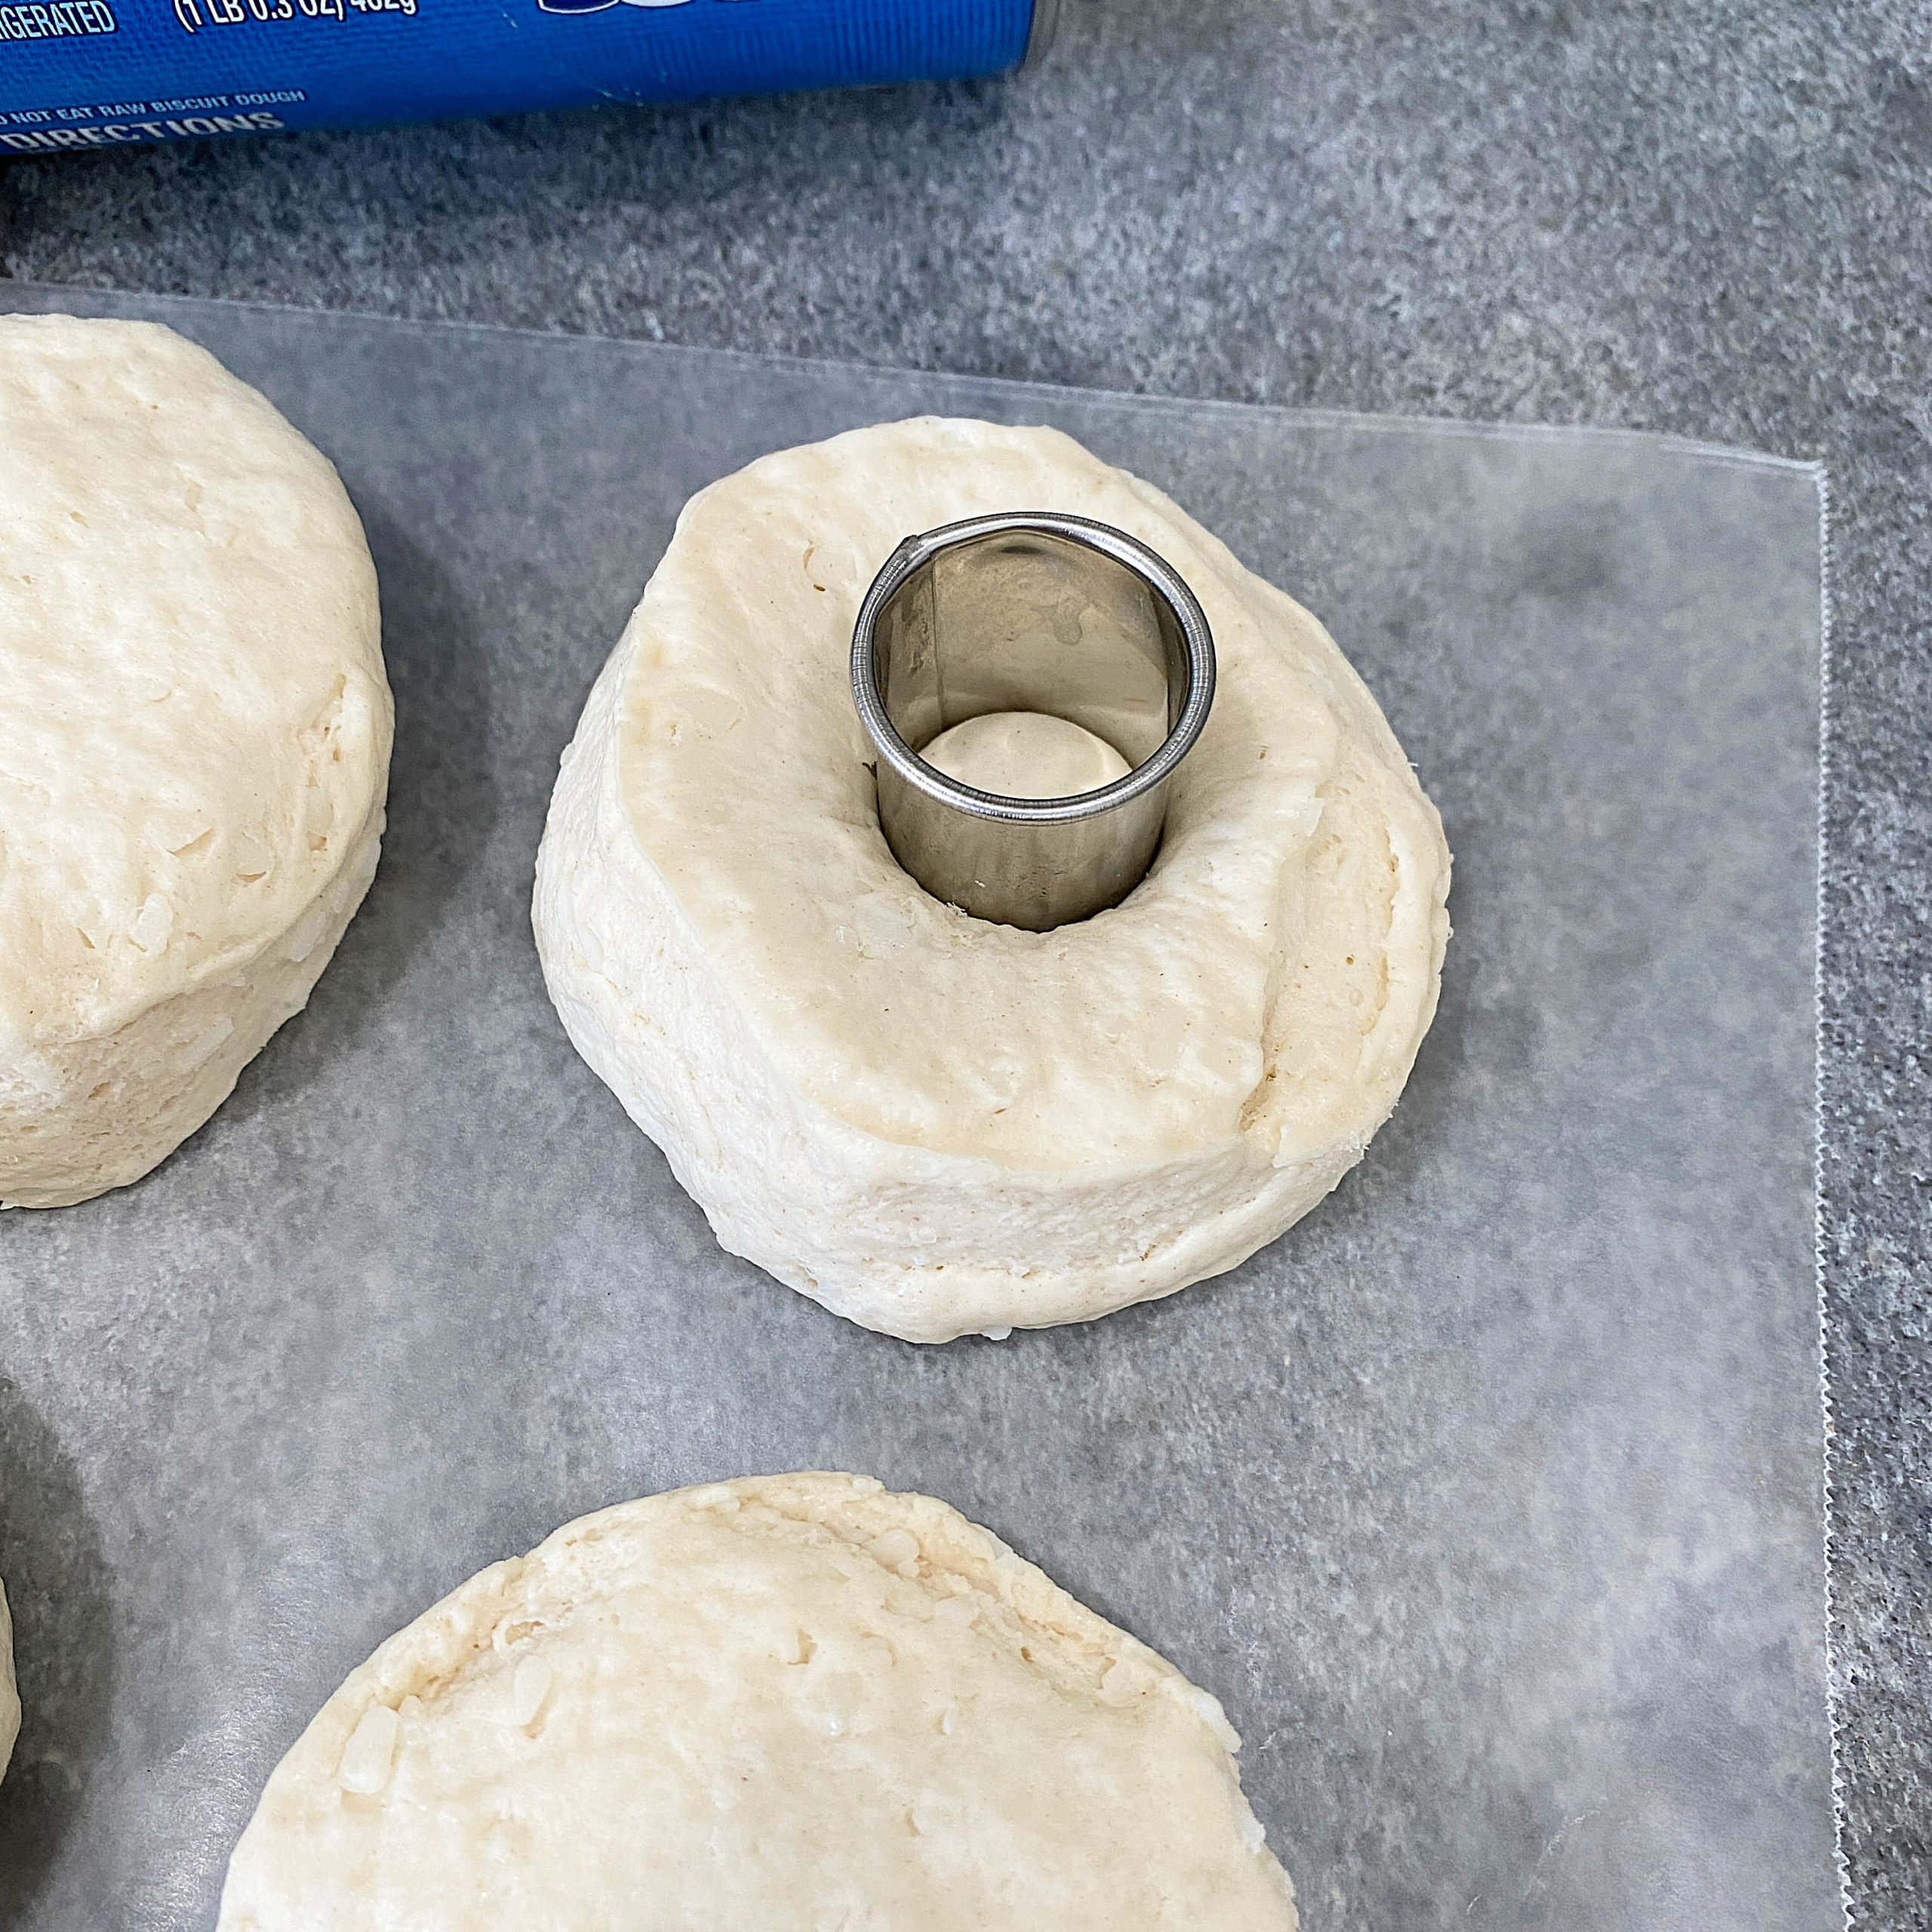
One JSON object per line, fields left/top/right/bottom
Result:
{"left": 850, "top": 510, "right": 1217, "bottom": 827}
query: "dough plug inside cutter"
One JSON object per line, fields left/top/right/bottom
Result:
{"left": 851, "top": 512, "right": 1217, "bottom": 931}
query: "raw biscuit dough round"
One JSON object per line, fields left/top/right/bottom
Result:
{"left": 217, "top": 1472, "right": 1299, "bottom": 1931}
{"left": 0, "top": 1577, "right": 17, "bottom": 1783}
{"left": 534, "top": 418, "right": 1450, "bottom": 1343}
{"left": 0, "top": 315, "right": 391, "bottom": 1210}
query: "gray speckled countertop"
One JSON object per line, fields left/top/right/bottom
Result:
{"left": 0, "top": 0, "right": 1926, "bottom": 1922}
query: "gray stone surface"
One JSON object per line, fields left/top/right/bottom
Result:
{"left": 0, "top": 0, "right": 1924, "bottom": 1922}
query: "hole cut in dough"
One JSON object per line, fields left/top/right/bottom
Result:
{"left": 921, "top": 709, "right": 1132, "bottom": 799}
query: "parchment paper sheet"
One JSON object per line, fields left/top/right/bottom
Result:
{"left": 0, "top": 288, "right": 1832, "bottom": 1930}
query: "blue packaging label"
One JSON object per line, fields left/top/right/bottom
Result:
{"left": 0, "top": 0, "right": 1037, "bottom": 149}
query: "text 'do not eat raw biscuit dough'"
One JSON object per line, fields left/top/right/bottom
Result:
{"left": 0, "top": 315, "right": 392, "bottom": 1210}
{"left": 217, "top": 1473, "right": 1299, "bottom": 1931}
{"left": 534, "top": 419, "right": 1450, "bottom": 1342}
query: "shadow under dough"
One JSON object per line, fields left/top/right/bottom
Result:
{"left": 0, "top": 1380, "right": 114, "bottom": 1925}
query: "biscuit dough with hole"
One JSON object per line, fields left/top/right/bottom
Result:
{"left": 0, "top": 315, "right": 390, "bottom": 1209}
{"left": 217, "top": 1472, "right": 1299, "bottom": 1930}
{"left": 534, "top": 418, "right": 1449, "bottom": 1343}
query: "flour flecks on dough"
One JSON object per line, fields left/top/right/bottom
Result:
{"left": 0, "top": 315, "right": 391, "bottom": 1209}
{"left": 534, "top": 418, "right": 1450, "bottom": 1341}
{"left": 921, "top": 709, "right": 1132, "bottom": 798}
{"left": 217, "top": 1474, "right": 1299, "bottom": 1931}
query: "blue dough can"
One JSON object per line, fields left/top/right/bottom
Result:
{"left": 0, "top": 0, "right": 1051, "bottom": 152}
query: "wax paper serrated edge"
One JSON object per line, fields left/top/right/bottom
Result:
{"left": 1814, "top": 462, "right": 1853, "bottom": 1932}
